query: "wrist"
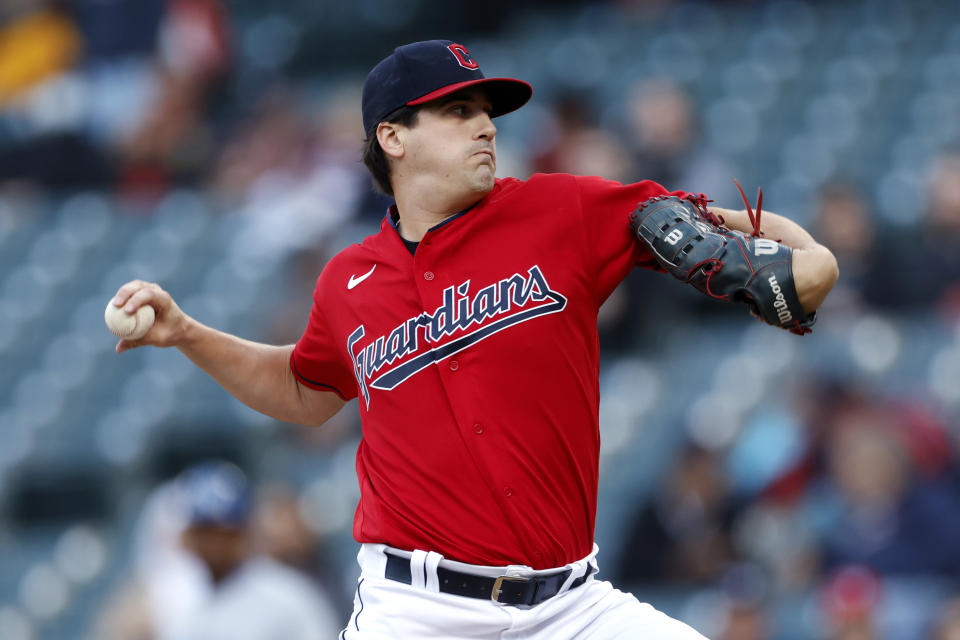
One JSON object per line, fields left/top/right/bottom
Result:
{"left": 792, "top": 245, "right": 839, "bottom": 313}
{"left": 176, "top": 314, "right": 205, "bottom": 348}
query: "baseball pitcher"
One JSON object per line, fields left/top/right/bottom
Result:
{"left": 111, "top": 40, "right": 838, "bottom": 638}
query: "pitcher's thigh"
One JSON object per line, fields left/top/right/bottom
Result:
{"left": 566, "top": 581, "right": 710, "bottom": 640}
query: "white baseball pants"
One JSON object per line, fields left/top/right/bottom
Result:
{"left": 338, "top": 544, "right": 709, "bottom": 639}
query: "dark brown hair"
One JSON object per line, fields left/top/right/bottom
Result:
{"left": 362, "top": 105, "right": 420, "bottom": 196}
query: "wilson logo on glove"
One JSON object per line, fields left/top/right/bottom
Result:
{"left": 767, "top": 273, "right": 794, "bottom": 324}
{"left": 753, "top": 238, "right": 780, "bottom": 256}
{"left": 664, "top": 229, "right": 685, "bottom": 246}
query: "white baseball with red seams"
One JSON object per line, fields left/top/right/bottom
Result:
{"left": 104, "top": 301, "right": 155, "bottom": 340}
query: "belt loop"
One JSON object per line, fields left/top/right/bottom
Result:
{"left": 424, "top": 551, "right": 443, "bottom": 592}
{"left": 358, "top": 543, "right": 389, "bottom": 578}
{"left": 410, "top": 550, "right": 428, "bottom": 589}
{"left": 504, "top": 564, "right": 531, "bottom": 578}
{"left": 558, "top": 559, "right": 585, "bottom": 594}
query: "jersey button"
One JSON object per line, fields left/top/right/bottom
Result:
{"left": 423, "top": 271, "right": 435, "bottom": 281}
{"left": 503, "top": 487, "right": 513, "bottom": 498}
{"left": 473, "top": 423, "right": 483, "bottom": 435}
{"left": 448, "top": 359, "right": 459, "bottom": 371}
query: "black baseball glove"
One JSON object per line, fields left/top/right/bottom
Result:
{"left": 630, "top": 181, "right": 816, "bottom": 335}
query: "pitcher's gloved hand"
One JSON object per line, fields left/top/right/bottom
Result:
{"left": 629, "top": 182, "right": 816, "bottom": 335}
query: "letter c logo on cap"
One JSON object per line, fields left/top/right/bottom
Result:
{"left": 448, "top": 44, "right": 479, "bottom": 70}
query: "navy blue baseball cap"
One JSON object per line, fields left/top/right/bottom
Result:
{"left": 177, "top": 460, "right": 252, "bottom": 529}
{"left": 362, "top": 40, "right": 532, "bottom": 137}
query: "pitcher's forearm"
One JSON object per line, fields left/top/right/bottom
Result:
{"left": 180, "top": 326, "right": 347, "bottom": 427}
{"left": 111, "top": 279, "right": 346, "bottom": 426}
{"left": 711, "top": 207, "right": 817, "bottom": 249}
{"left": 176, "top": 321, "right": 323, "bottom": 425}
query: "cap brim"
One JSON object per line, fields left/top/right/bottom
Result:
{"left": 407, "top": 77, "right": 532, "bottom": 118}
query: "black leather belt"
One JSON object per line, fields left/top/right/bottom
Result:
{"left": 384, "top": 552, "right": 595, "bottom": 606}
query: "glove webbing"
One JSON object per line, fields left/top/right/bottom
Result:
{"left": 730, "top": 179, "right": 812, "bottom": 336}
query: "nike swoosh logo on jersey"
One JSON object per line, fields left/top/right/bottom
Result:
{"left": 347, "top": 265, "right": 377, "bottom": 290}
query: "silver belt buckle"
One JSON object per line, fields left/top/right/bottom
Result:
{"left": 491, "top": 575, "right": 528, "bottom": 603}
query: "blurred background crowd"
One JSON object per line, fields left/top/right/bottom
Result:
{"left": 1, "top": 0, "right": 959, "bottom": 638}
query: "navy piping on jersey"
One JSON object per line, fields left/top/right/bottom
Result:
{"left": 291, "top": 358, "right": 348, "bottom": 399}
{"left": 425, "top": 202, "right": 476, "bottom": 232}
{"left": 355, "top": 578, "right": 366, "bottom": 631}
{"left": 386, "top": 200, "right": 479, "bottom": 245}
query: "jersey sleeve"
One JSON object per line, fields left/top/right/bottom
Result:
{"left": 290, "top": 274, "right": 357, "bottom": 401}
{"left": 573, "top": 175, "right": 688, "bottom": 305}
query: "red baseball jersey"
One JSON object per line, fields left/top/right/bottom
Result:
{"left": 292, "top": 173, "right": 684, "bottom": 569}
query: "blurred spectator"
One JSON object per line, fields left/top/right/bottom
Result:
{"left": 926, "top": 151, "right": 960, "bottom": 235}
{"left": 113, "top": 0, "right": 231, "bottom": 203}
{"left": 811, "top": 402, "right": 960, "bottom": 577}
{"left": 530, "top": 90, "right": 632, "bottom": 181}
{"left": 617, "top": 442, "right": 739, "bottom": 586}
{"left": 810, "top": 180, "right": 890, "bottom": 314}
{"left": 69, "top": 0, "right": 167, "bottom": 189}
{"left": 218, "top": 84, "right": 367, "bottom": 261}
{"left": 0, "top": 0, "right": 231, "bottom": 197}
{"left": 732, "top": 378, "right": 960, "bottom": 601}
{"left": 96, "top": 460, "right": 342, "bottom": 640}
{"left": 158, "top": 0, "right": 230, "bottom": 82}
{"left": 818, "top": 566, "right": 882, "bottom": 640}
{"left": 717, "top": 603, "right": 768, "bottom": 640}
{"left": 870, "top": 150, "right": 960, "bottom": 315}
{"left": 210, "top": 86, "right": 314, "bottom": 205}
{"left": 924, "top": 151, "right": 960, "bottom": 316}
{"left": 623, "top": 77, "right": 730, "bottom": 198}
{"left": 95, "top": 468, "right": 219, "bottom": 640}
{"left": 728, "top": 382, "right": 842, "bottom": 595}
{"left": 253, "top": 484, "right": 353, "bottom": 617}
{"left": 714, "top": 564, "right": 771, "bottom": 640}
{"left": 0, "top": 2, "right": 112, "bottom": 188}
{"left": 170, "top": 461, "right": 341, "bottom": 639}
{"left": 210, "top": 77, "right": 378, "bottom": 228}
{"left": 755, "top": 378, "right": 867, "bottom": 504}
{"left": 0, "top": 2, "right": 81, "bottom": 104}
